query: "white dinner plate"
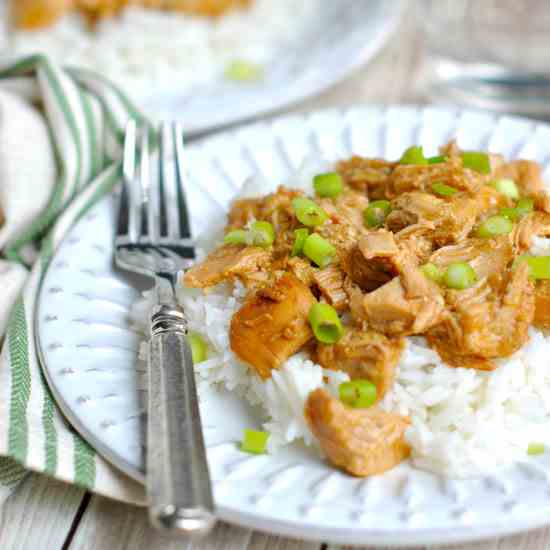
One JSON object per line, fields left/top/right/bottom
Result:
{"left": 37, "top": 106, "right": 550, "bottom": 547}
{"left": 143, "top": 0, "right": 402, "bottom": 134}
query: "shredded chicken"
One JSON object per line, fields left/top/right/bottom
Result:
{"left": 184, "top": 244, "right": 271, "bottom": 288}
{"left": 230, "top": 273, "right": 316, "bottom": 379}
{"left": 317, "top": 329, "right": 404, "bottom": 398}
{"left": 305, "top": 389, "right": 410, "bottom": 477}
{"left": 184, "top": 140, "right": 550, "bottom": 478}
{"left": 534, "top": 280, "right": 550, "bottom": 329}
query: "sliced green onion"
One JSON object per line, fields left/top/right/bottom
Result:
{"left": 428, "top": 155, "right": 447, "bottom": 164}
{"left": 490, "top": 178, "right": 519, "bottom": 200}
{"left": 500, "top": 207, "right": 521, "bottom": 222}
{"left": 224, "top": 59, "right": 263, "bottom": 82}
{"left": 399, "top": 145, "right": 428, "bottom": 165}
{"left": 514, "top": 255, "right": 550, "bottom": 280}
{"left": 444, "top": 262, "right": 478, "bottom": 290}
{"left": 364, "top": 199, "right": 392, "bottom": 228}
{"left": 291, "top": 228, "right": 309, "bottom": 257}
{"left": 224, "top": 229, "right": 248, "bottom": 245}
{"left": 240, "top": 429, "right": 269, "bottom": 454}
{"left": 308, "top": 302, "right": 344, "bottom": 343}
{"left": 421, "top": 262, "right": 443, "bottom": 283}
{"left": 432, "top": 182, "right": 458, "bottom": 197}
{"left": 339, "top": 380, "right": 377, "bottom": 409}
{"left": 476, "top": 215, "right": 513, "bottom": 238}
{"left": 502, "top": 197, "right": 536, "bottom": 221}
{"left": 528, "top": 442, "right": 545, "bottom": 456}
{"left": 516, "top": 197, "right": 535, "bottom": 216}
{"left": 292, "top": 197, "right": 328, "bottom": 227}
{"left": 303, "top": 233, "right": 336, "bottom": 267}
{"left": 461, "top": 151, "right": 491, "bottom": 174}
{"left": 188, "top": 333, "right": 208, "bottom": 364}
{"left": 248, "top": 221, "right": 275, "bottom": 248}
{"left": 313, "top": 172, "right": 343, "bottom": 198}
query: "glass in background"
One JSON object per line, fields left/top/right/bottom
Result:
{"left": 420, "top": 0, "right": 550, "bottom": 117}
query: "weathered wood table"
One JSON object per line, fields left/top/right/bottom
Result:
{"left": 2, "top": 6, "right": 549, "bottom": 550}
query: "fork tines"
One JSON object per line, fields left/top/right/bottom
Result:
{"left": 118, "top": 121, "right": 194, "bottom": 257}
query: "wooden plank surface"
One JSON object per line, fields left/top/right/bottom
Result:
{"left": 4, "top": 3, "right": 550, "bottom": 550}
{"left": 0, "top": 473, "right": 85, "bottom": 550}
{"left": 70, "top": 494, "right": 321, "bottom": 550}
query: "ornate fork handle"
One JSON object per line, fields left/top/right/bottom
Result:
{"left": 147, "top": 302, "right": 216, "bottom": 536}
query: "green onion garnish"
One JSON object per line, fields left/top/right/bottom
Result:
{"left": 292, "top": 197, "right": 329, "bottom": 227}
{"left": 528, "top": 442, "right": 545, "bottom": 456}
{"left": 514, "top": 255, "right": 550, "bottom": 280}
{"left": 432, "top": 182, "right": 458, "bottom": 197}
{"left": 188, "top": 333, "right": 208, "bottom": 364}
{"left": 461, "top": 151, "right": 491, "bottom": 174}
{"left": 517, "top": 197, "right": 535, "bottom": 216}
{"left": 399, "top": 145, "right": 428, "bottom": 165}
{"left": 420, "top": 262, "right": 443, "bottom": 283}
{"left": 339, "top": 380, "right": 377, "bottom": 409}
{"left": 476, "top": 215, "right": 513, "bottom": 238}
{"left": 490, "top": 178, "right": 520, "bottom": 200}
{"left": 363, "top": 199, "right": 392, "bottom": 228}
{"left": 303, "top": 233, "right": 336, "bottom": 267}
{"left": 313, "top": 172, "right": 343, "bottom": 198}
{"left": 428, "top": 155, "right": 447, "bottom": 164}
{"left": 224, "top": 229, "right": 248, "bottom": 245}
{"left": 241, "top": 429, "right": 269, "bottom": 454}
{"left": 444, "top": 261, "right": 478, "bottom": 290}
{"left": 224, "top": 59, "right": 263, "bottom": 82}
{"left": 502, "top": 197, "right": 536, "bottom": 221}
{"left": 248, "top": 221, "right": 275, "bottom": 248}
{"left": 291, "top": 228, "right": 309, "bottom": 257}
{"left": 308, "top": 302, "right": 344, "bottom": 344}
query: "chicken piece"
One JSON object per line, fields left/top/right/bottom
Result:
{"left": 184, "top": 244, "right": 271, "bottom": 288}
{"left": 430, "top": 236, "right": 514, "bottom": 289}
{"left": 395, "top": 223, "right": 435, "bottom": 264}
{"left": 226, "top": 197, "right": 262, "bottom": 230}
{"left": 341, "top": 230, "right": 400, "bottom": 292}
{"left": 428, "top": 262, "right": 535, "bottom": 369}
{"left": 288, "top": 256, "right": 317, "bottom": 286}
{"left": 76, "top": 0, "right": 128, "bottom": 22}
{"left": 305, "top": 389, "right": 410, "bottom": 477}
{"left": 388, "top": 157, "right": 485, "bottom": 199}
{"left": 313, "top": 265, "right": 348, "bottom": 311}
{"left": 534, "top": 280, "right": 550, "bottom": 329}
{"left": 362, "top": 276, "right": 445, "bottom": 336}
{"left": 495, "top": 160, "right": 545, "bottom": 197}
{"left": 387, "top": 191, "right": 480, "bottom": 246}
{"left": 12, "top": 0, "right": 73, "bottom": 29}
{"left": 318, "top": 189, "right": 370, "bottom": 230}
{"left": 336, "top": 156, "right": 395, "bottom": 198}
{"left": 230, "top": 273, "right": 316, "bottom": 379}
{"left": 317, "top": 329, "right": 404, "bottom": 398}
{"left": 138, "top": 0, "right": 251, "bottom": 17}
{"left": 512, "top": 211, "right": 550, "bottom": 253}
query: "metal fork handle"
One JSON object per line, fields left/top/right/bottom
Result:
{"left": 147, "top": 303, "right": 216, "bottom": 538}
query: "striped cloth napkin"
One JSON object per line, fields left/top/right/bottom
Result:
{"left": 0, "top": 55, "right": 149, "bottom": 505}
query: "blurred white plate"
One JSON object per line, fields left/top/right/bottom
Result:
{"left": 37, "top": 106, "right": 550, "bottom": 546}
{"left": 144, "top": 0, "right": 402, "bottom": 134}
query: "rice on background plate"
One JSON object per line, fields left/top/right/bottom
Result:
{"left": 131, "top": 160, "right": 550, "bottom": 480}
{"left": 1, "top": 0, "right": 320, "bottom": 102}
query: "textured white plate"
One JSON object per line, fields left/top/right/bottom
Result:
{"left": 37, "top": 106, "right": 550, "bottom": 547}
{"left": 144, "top": 1, "right": 402, "bottom": 134}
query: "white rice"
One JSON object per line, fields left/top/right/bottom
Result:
{"left": 130, "top": 165, "right": 550, "bottom": 479}
{"left": 1, "top": 1, "right": 320, "bottom": 102}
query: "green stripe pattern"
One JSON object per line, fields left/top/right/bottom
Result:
{"left": 0, "top": 54, "right": 151, "bottom": 503}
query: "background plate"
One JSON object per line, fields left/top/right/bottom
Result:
{"left": 37, "top": 106, "right": 550, "bottom": 546}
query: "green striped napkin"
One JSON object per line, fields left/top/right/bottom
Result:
{"left": 0, "top": 55, "right": 148, "bottom": 505}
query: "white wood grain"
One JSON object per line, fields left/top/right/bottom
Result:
{"left": 69, "top": 495, "right": 321, "bottom": 550}
{"left": 0, "top": 473, "right": 85, "bottom": 550}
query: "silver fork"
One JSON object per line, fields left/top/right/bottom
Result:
{"left": 116, "top": 120, "right": 216, "bottom": 538}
